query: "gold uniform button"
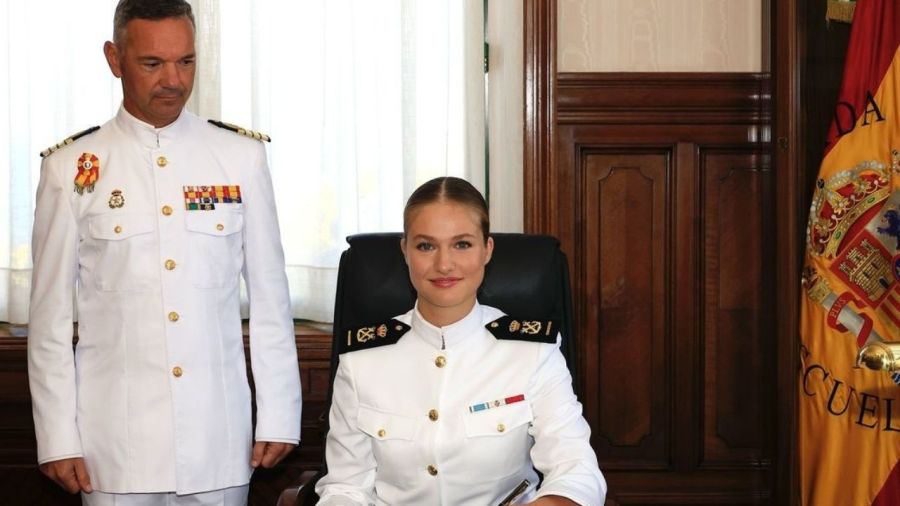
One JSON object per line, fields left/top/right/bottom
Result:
{"left": 435, "top": 356, "right": 447, "bottom": 368}
{"left": 428, "top": 409, "right": 439, "bottom": 422}
{"left": 172, "top": 366, "right": 183, "bottom": 378}
{"left": 497, "top": 423, "right": 506, "bottom": 433}
{"left": 156, "top": 156, "right": 168, "bottom": 167}
{"left": 113, "top": 225, "right": 122, "bottom": 234}
{"left": 161, "top": 205, "right": 173, "bottom": 216}
{"left": 216, "top": 223, "right": 224, "bottom": 231}
{"left": 168, "top": 311, "right": 179, "bottom": 322}
{"left": 426, "top": 465, "right": 438, "bottom": 476}
{"left": 377, "top": 429, "right": 386, "bottom": 438}
{"left": 164, "top": 259, "right": 176, "bottom": 270}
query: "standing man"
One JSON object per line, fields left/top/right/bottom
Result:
{"left": 28, "top": 1, "right": 301, "bottom": 504}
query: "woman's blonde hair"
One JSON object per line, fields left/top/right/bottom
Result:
{"left": 403, "top": 177, "right": 489, "bottom": 242}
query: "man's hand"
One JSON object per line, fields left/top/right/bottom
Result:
{"left": 39, "top": 457, "right": 92, "bottom": 494}
{"left": 250, "top": 441, "right": 296, "bottom": 468}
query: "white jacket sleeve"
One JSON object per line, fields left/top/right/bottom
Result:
{"left": 315, "top": 356, "right": 377, "bottom": 506}
{"left": 529, "top": 336, "right": 607, "bottom": 505}
{"left": 28, "top": 158, "right": 83, "bottom": 464}
{"left": 241, "top": 143, "right": 302, "bottom": 442}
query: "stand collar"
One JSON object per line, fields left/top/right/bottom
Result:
{"left": 411, "top": 302, "right": 484, "bottom": 350}
{"left": 114, "top": 105, "right": 192, "bottom": 149}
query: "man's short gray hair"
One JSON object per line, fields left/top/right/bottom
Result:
{"left": 113, "top": 0, "right": 195, "bottom": 46}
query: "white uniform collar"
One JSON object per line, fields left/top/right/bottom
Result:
{"left": 114, "top": 105, "right": 192, "bottom": 149}
{"left": 411, "top": 301, "right": 484, "bottom": 350}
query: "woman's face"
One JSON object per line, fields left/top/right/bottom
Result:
{"left": 402, "top": 200, "right": 494, "bottom": 327}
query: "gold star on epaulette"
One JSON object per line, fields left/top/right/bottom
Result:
{"left": 485, "top": 315, "right": 558, "bottom": 344}
{"left": 208, "top": 119, "right": 271, "bottom": 142}
{"left": 339, "top": 319, "right": 410, "bottom": 354}
{"left": 39, "top": 126, "right": 100, "bottom": 158}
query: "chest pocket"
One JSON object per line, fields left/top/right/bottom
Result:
{"left": 184, "top": 209, "right": 244, "bottom": 289}
{"left": 88, "top": 213, "right": 157, "bottom": 292}
{"left": 356, "top": 405, "right": 422, "bottom": 484}
{"left": 463, "top": 401, "right": 533, "bottom": 437}
{"left": 460, "top": 401, "right": 534, "bottom": 481}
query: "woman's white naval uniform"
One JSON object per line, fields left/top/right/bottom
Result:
{"left": 316, "top": 302, "right": 606, "bottom": 505}
{"left": 28, "top": 106, "right": 302, "bottom": 495}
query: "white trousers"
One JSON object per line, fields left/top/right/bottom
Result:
{"left": 81, "top": 484, "right": 249, "bottom": 506}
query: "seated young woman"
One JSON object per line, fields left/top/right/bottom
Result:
{"left": 315, "top": 177, "right": 606, "bottom": 505}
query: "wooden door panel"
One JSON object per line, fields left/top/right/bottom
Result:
{"left": 583, "top": 151, "right": 670, "bottom": 469}
{"left": 700, "top": 149, "right": 774, "bottom": 468}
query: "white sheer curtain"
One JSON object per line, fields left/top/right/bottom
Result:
{"left": 0, "top": 0, "right": 484, "bottom": 324}
{"left": 1, "top": 0, "right": 121, "bottom": 324}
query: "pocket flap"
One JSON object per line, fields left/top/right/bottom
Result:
{"left": 89, "top": 213, "right": 155, "bottom": 240}
{"left": 463, "top": 402, "right": 533, "bottom": 438}
{"left": 184, "top": 209, "right": 244, "bottom": 236}
{"left": 356, "top": 406, "right": 420, "bottom": 441}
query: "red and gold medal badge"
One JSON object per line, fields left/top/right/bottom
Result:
{"left": 74, "top": 152, "right": 100, "bottom": 195}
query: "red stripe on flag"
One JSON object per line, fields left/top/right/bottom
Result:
{"left": 882, "top": 303, "right": 900, "bottom": 330}
{"left": 886, "top": 294, "right": 900, "bottom": 313}
{"left": 824, "top": 0, "right": 900, "bottom": 151}
{"left": 873, "top": 460, "right": 900, "bottom": 506}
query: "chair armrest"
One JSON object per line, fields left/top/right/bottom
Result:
{"left": 276, "top": 470, "right": 321, "bottom": 506}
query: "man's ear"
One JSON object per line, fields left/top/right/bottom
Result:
{"left": 104, "top": 41, "right": 123, "bottom": 78}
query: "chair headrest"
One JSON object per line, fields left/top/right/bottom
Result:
{"left": 336, "top": 233, "right": 566, "bottom": 329}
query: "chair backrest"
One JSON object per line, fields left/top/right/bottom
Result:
{"left": 329, "top": 232, "right": 577, "bottom": 378}
{"left": 305, "top": 232, "right": 578, "bottom": 492}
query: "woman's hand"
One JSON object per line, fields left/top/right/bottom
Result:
{"left": 525, "top": 495, "right": 580, "bottom": 506}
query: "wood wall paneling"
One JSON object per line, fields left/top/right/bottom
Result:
{"left": 527, "top": 41, "right": 778, "bottom": 498}
{"left": 583, "top": 150, "right": 669, "bottom": 470}
{"left": 524, "top": 0, "right": 557, "bottom": 235}
{"left": 700, "top": 149, "right": 774, "bottom": 469}
{"left": 773, "top": 0, "right": 802, "bottom": 503}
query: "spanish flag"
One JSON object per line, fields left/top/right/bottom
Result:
{"left": 799, "top": 0, "right": 900, "bottom": 504}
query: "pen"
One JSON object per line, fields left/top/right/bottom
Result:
{"left": 497, "top": 479, "right": 530, "bottom": 506}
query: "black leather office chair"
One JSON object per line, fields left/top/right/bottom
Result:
{"left": 279, "top": 232, "right": 577, "bottom": 505}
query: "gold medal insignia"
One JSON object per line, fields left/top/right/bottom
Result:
{"left": 521, "top": 320, "right": 542, "bottom": 334}
{"left": 108, "top": 189, "right": 125, "bottom": 209}
{"left": 356, "top": 326, "right": 375, "bottom": 343}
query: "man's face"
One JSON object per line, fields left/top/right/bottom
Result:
{"left": 104, "top": 16, "right": 196, "bottom": 127}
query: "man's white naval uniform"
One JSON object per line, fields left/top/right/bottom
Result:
{"left": 28, "top": 106, "right": 302, "bottom": 496}
{"left": 315, "top": 302, "right": 606, "bottom": 505}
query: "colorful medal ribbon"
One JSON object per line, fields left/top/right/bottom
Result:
{"left": 468, "top": 394, "right": 526, "bottom": 413}
{"left": 74, "top": 153, "right": 100, "bottom": 194}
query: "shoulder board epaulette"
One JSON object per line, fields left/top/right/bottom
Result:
{"left": 40, "top": 126, "right": 100, "bottom": 158}
{"left": 339, "top": 318, "right": 411, "bottom": 354}
{"left": 485, "top": 315, "right": 558, "bottom": 344}
{"left": 208, "top": 119, "right": 271, "bottom": 142}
